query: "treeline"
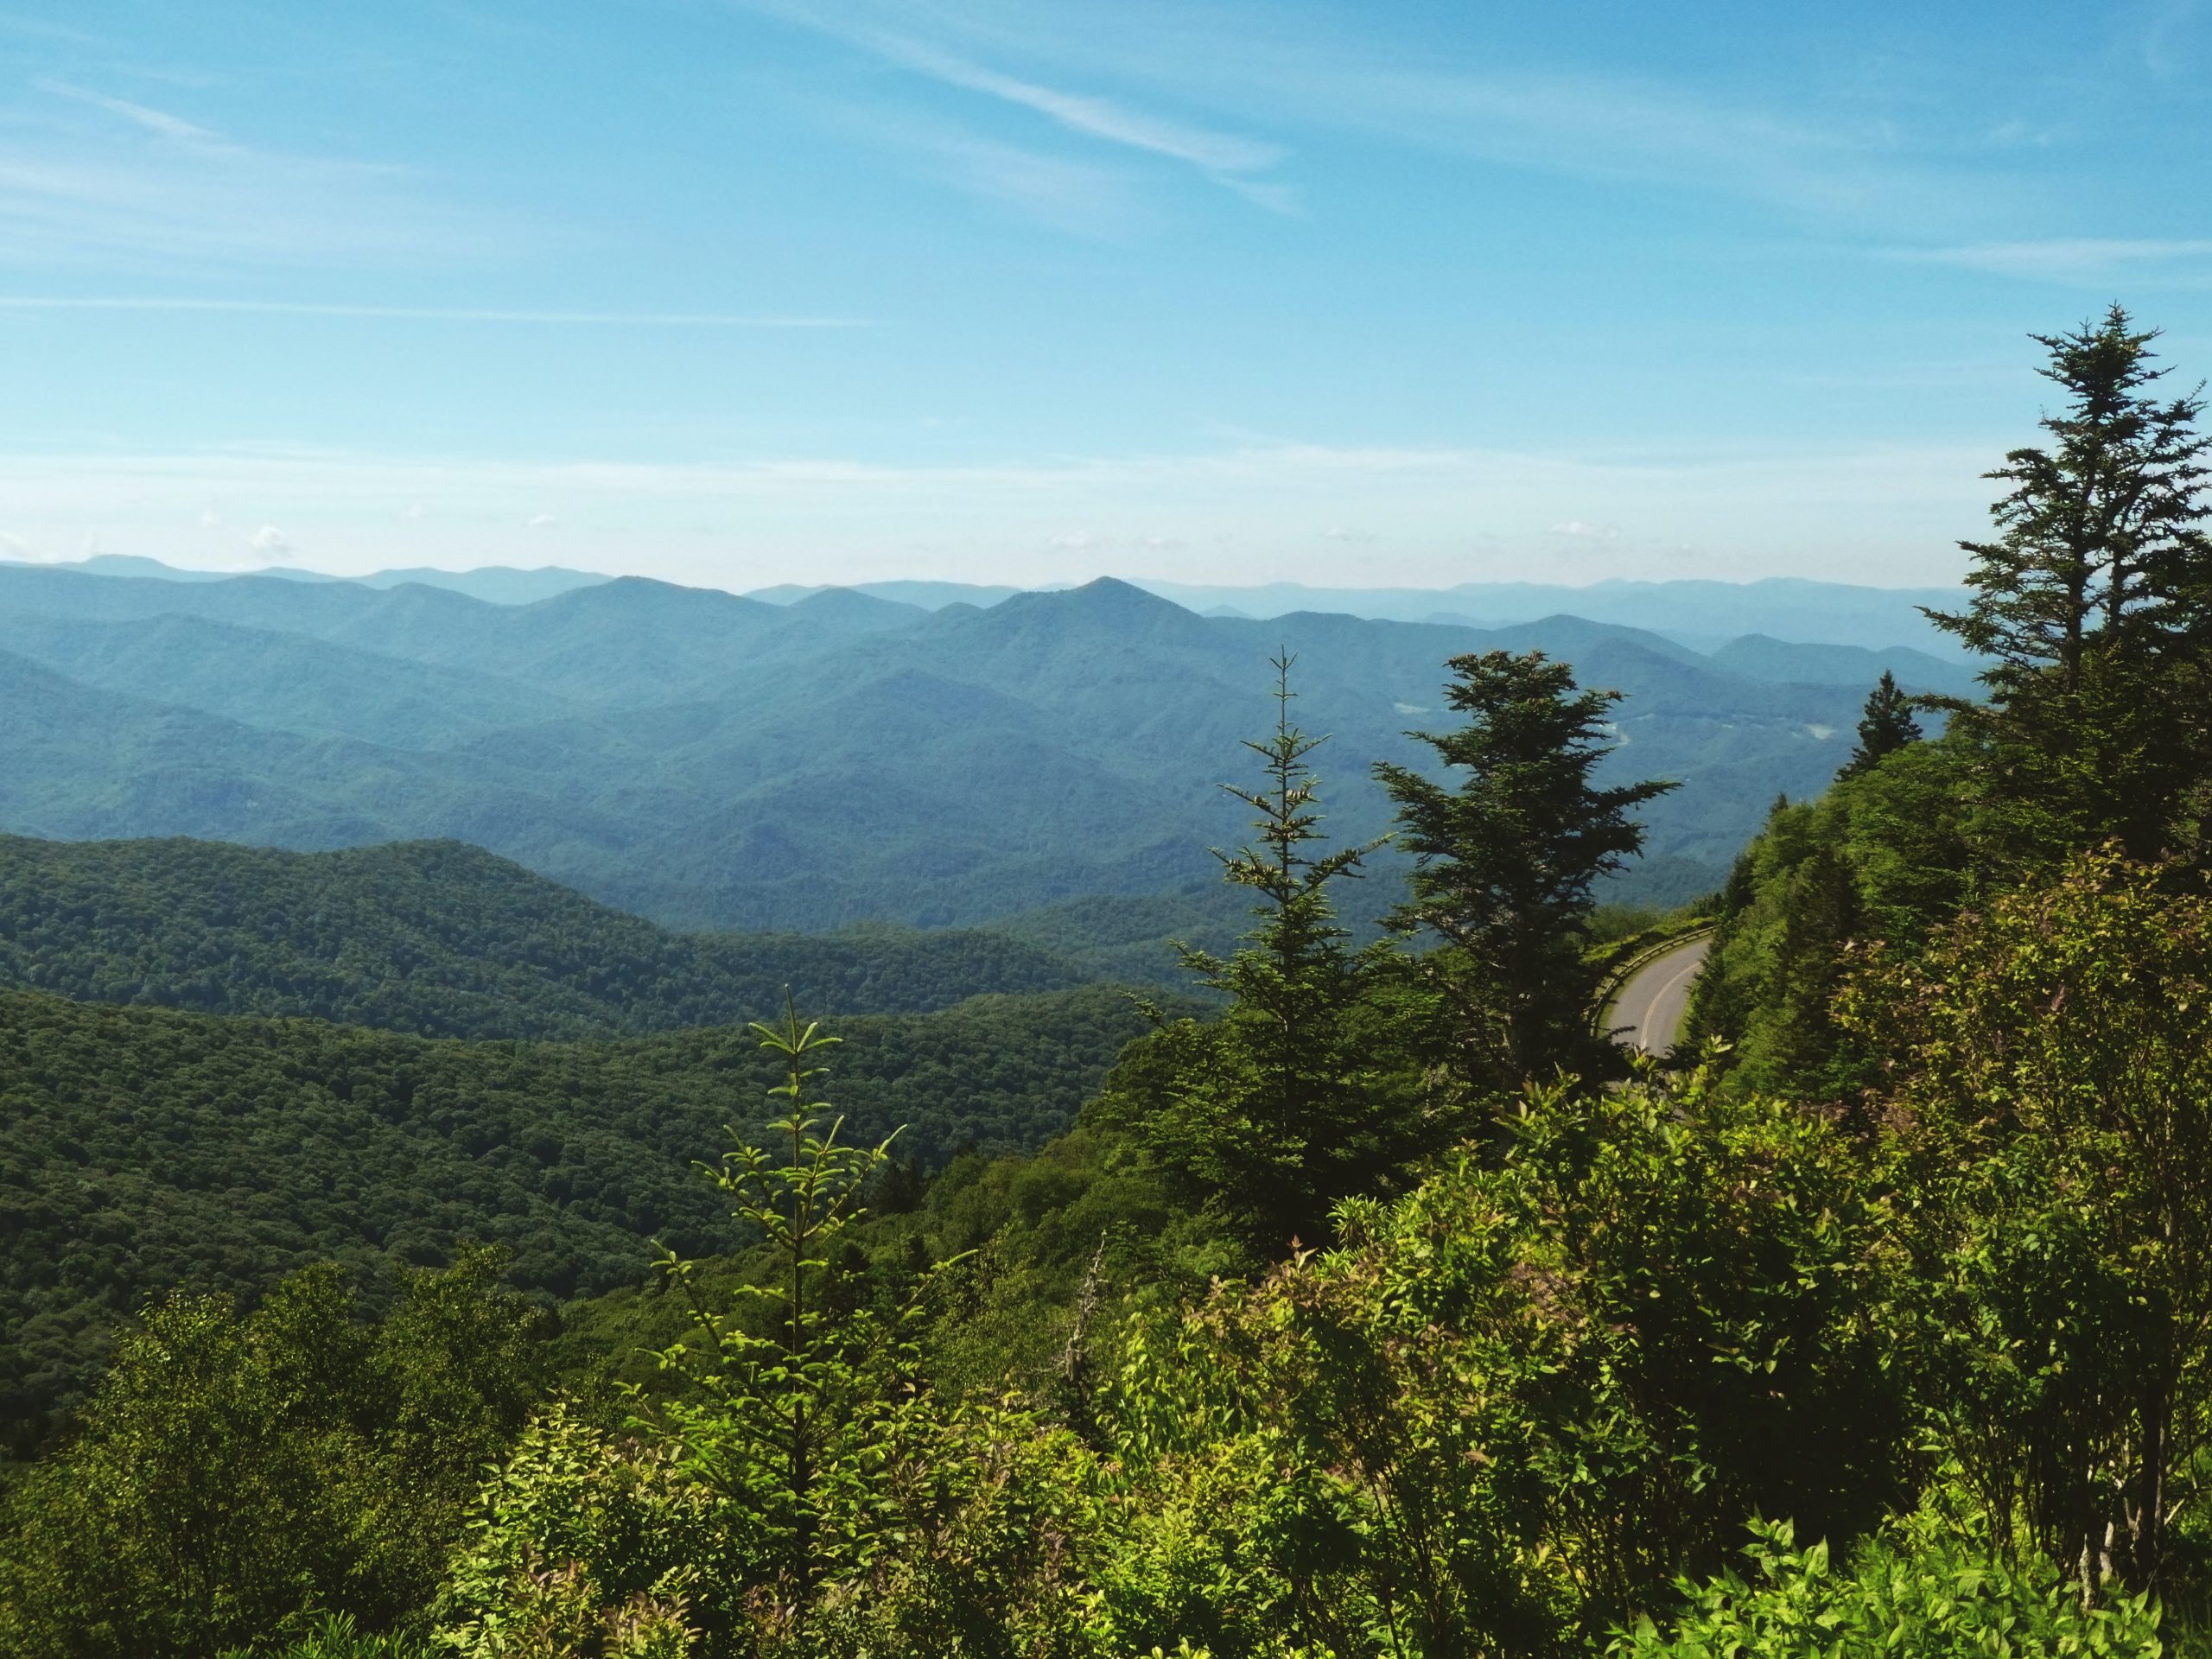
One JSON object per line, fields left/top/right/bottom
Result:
{"left": 0, "top": 836, "right": 1090, "bottom": 1040}
{"left": 9, "top": 308, "right": 2212, "bottom": 1657}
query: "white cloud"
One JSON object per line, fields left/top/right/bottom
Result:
{"left": 1898, "top": 238, "right": 2212, "bottom": 283}
{"left": 36, "top": 79, "right": 221, "bottom": 143}
{"left": 397, "top": 504, "right": 426, "bottom": 521}
{"left": 524, "top": 512, "right": 557, "bottom": 528}
{"left": 0, "top": 530, "right": 31, "bottom": 559}
{"left": 883, "top": 39, "right": 1281, "bottom": 177}
{"left": 249, "top": 523, "right": 294, "bottom": 557}
{"left": 1047, "top": 530, "right": 1095, "bottom": 550}
{"left": 758, "top": 14, "right": 1295, "bottom": 212}
{"left": 0, "top": 79, "right": 518, "bottom": 269}
{"left": 1548, "top": 519, "right": 1621, "bottom": 540}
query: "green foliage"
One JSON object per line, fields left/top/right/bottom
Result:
{"left": 1611, "top": 1515, "right": 2166, "bottom": 1659}
{"left": 1839, "top": 669, "right": 1923, "bottom": 779}
{"left": 439, "top": 1020, "right": 1114, "bottom": 1659}
{"left": 1122, "top": 658, "right": 1446, "bottom": 1252}
{"left": 433, "top": 1404, "right": 712, "bottom": 1659}
{"left": 0, "top": 982, "right": 1168, "bottom": 1439}
{"left": 225, "top": 1612, "right": 432, "bottom": 1659}
{"left": 440, "top": 1059, "right": 1922, "bottom": 1659}
{"left": 548, "top": 1109, "right": 1225, "bottom": 1420}
{"left": 1092, "top": 1066, "right": 1904, "bottom": 1655}
{"left": 1845, "top": 850, "right": 2212, "bottom": 1597}
{"left": 439, "top": 1392, "right": 1109, "bottom": 1659}
{"left": 1698, "top": 314, "right": 2212, "bottom": 1099}
{"left": 645, "top": 1006, "right": 904, "bottom": 1610}
{"left": 1376, "top": 649, "right": 1677, "bottom": 1086}
{"left": 0, "top": 835, "right": 1089, "bottom": 1040}
{"left": 1929, "top": 305, "right": 2212, "bottom": 866}
{"left": 0, "top": 1250, "right": 545, "bottom": 1659}
{"left": 1686, "top": 734, "right": 1974, "bottom": 1097}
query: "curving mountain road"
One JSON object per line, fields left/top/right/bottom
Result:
{"left": 1605, "top": 932, "right": 1713, "bottom": 1054}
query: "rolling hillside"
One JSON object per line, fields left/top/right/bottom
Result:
{"left": 0, "top": 836, "right": 1089, "bottom": 1039}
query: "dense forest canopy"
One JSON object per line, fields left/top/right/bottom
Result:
{"left": 0, "top": 982, "right": 1169, "bottom": 1448}
{"left": 10, "top": 312, "right": 2212, "bottom": 1657}
{"left": 0, "top": 834, "right": 1092, "bottom": 1039}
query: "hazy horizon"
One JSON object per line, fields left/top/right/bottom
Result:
{"left": 0, "top": 550, "right": 1965, "bottom": 601}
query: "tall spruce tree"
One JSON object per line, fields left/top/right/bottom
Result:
{"left": 1928, "top": 306, "right": 2212, "bottom": 861}
{"left": 1375, "top": 649, "right": 1675, "bottom": 1087}
{"left": 1142, "top": 654, "right": 1417, "bottom": 1249}
{"left": 1840, "top": 670, "right": 1922, "bottom": 779}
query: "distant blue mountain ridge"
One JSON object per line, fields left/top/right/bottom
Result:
{"left": 9, "top": 555, "right": 1966, "bottom": 658}
{"left": 0, "top": 560, "right": 1980, "bottom": 936}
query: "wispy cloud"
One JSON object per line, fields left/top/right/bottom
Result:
{"left": 1248, "top": 60, "right": 1971, "bottom": 228}
{"left": 739, "top": 0, "right": 2016, "bottom": 232}
{"left": 0, "top": 13, "right": 108, "bottom": 48}
{"left": 0, "top": 296, "right": 873, "bottom": 325}
{"left": 0, "top": 78, "right": 514, "bottom": 269}
{"left": 741, "top": 4, "right": 1297, "bottom": 215}
{"left": 912, "top": 126, "right": 1144, "bottom": 236}
{"left": 36, "top": 79, "right": 221, "bottom": 143}
{"left": 884, "top": 39, "right": 1281, "bottom": 175}
{"left": 1898, "top": 238, "right": 2212, "bottom": 283}
{"left": 817, "top": 100, "right": 1147, "bottom": 237}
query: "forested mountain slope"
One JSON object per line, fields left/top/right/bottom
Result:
{"left": 0, "top": 981, "right": 1159, "bottom": 1434}
{"left": 0, "top": 836, "right": 1086, "bottom": 1039}
{"left": 0, "top": 564, "right": 1916, "bottom": 927}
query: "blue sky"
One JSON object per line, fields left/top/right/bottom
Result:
{"left": 3, "top": 0, "right": 2209, "bottom": 589}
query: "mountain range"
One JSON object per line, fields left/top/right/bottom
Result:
{"left": 12, "top": 555, "right": 1966, "bottom": 655}
{"left": 0, "top": 561, "right": 1977, "bottom": 929}
{"left": 759, "top": 575, "right": 1971, "bottom": 656}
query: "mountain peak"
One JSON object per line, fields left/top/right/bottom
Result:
{"left": 1014, "top": 576, "right": 1196, "bottom": 621}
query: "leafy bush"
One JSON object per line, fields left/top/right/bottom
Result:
{"left": 0, "top": 1250, "right": 546, "bottom": 1659}
{"left": 1612, "top": 1516, "right": 2164, "bottom": 1659}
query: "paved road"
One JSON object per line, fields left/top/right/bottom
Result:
{"left": 1606, "top": 932, "right": 1713, "bottom": 1054}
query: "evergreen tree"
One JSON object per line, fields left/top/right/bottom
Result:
{"left": 1375, "top": 649, "right": 1675, "bottom": 1086}
{"left": 1138, "top": 654, "right": 1419, "bottom": 1249}
{"left": 1840, "top": 671, "right": 1922, "bottom": 779}
{"left": 1927, "top": 306, "right": 2212, "bottom": 861}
